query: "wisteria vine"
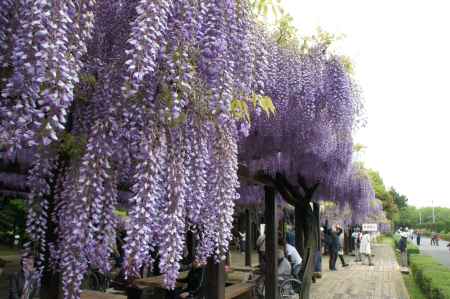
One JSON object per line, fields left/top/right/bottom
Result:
{"left": 0, "top": 1, "right": 369, "bottom": 298}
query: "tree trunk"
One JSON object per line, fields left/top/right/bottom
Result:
{"left": 245, "top": 209, "right": 252, "bottom": 267}
{"left": 264, "top": 186, "right": 278, "bottom": 299}
{"left": 299, "top": 203, "right": 319, "bottom": 299}
{"left": 206, "top": 258, "right": 225, "bottom": 299}
{"left": 295, "top": 205, "right": 305, "bottom": 258}
{"left": 187, "top": 230, "right": 195, "bottom": 263}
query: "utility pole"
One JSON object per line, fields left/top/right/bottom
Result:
{"left": 419, "top": 210, "right": 422, "bottom": 225}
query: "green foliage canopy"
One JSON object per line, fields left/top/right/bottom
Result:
{"left": 366, "top": 168, "right": 400, "bottom": 222}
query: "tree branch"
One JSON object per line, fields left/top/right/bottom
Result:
{"left": 276, "top": 173, "right": 304, "bottom": 199}
{"left": 273, "top": 174, "right": 298, "bottom": 206}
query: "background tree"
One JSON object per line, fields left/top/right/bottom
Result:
{"left": 0, "top": 198, "right": 26, "bottom": 245}
{"left": 389, "top": 187, "right": 408, "bottom": 210}
{"left": 398, "top": 206, "right": 450, "bottom": 234}
{"left": 366, "top": 168, "right": 400, "bottom": 222}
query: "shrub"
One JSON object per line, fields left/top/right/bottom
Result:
{"left": 441, "top": 233, "right": 450, "bottom": 242}
{"left": 409, "top": 254, "right": 450, "bottom": 299}
{"left": 393, "top": 235, "right": 420, "bottom": 254}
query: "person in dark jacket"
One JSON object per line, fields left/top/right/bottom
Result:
{"left": 328, "top": 227, "right": 340, "bottom": 271}
{"left": 336, "top": 226, "right": 349, "bottom": 267}
{"left": 416, "top": 232, "right": 421, "bottom": 246}
{"left": 398, "top": 232, "right": 408, "bottom": 267}
{"left": 9, "top": 254, "right": 38, "bottom": 299}
{"left": 168, "top": 260, "right": 206, "bottom": 299}
{"left": 312, "top": 227, "right": 324, "bottom": 283}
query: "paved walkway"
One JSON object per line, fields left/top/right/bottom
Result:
{"left": 310, "top": 244, "right": 409, "bottom": 299}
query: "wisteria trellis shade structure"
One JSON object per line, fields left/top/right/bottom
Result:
{"left": 0, "top": 0, "right": 370, "bottom": 298}
{"left": 238, "top": 43, "right": 367, "bottom": 206}
{"left": 234, "top": 36, "right": 374, "bottom": 299}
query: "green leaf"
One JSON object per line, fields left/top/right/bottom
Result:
{"left": 114, "top": 209, "right": 128, "bottom": 218}
{"left": 257, "top": 95, "right": 276, "bottom": 117}
{"left": 231, "top": 99, "right": 251, "bottom": 122}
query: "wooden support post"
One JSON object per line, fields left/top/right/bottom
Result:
{"left": 187, "top": 231, "right": 194, "bottom": 263}
{"left": 252, "top": 222, "right": 258, "bottom": 249}
{"left": 349, "top": 226, "right": 354, "bottom": 253}
{"left": 245, "top": 209, "right": 252, "bottom": 266}
{"left": 206, "top": 258, "right": 225, "bottom": 299}
{"left": 281, "top": 209, "right": 286, "bottom": 242}
{"left": 265, "top": 186, "right": 278, "bottom": 299}
{"left": 295, "top": 204, "right": 305, "bottom": 258}
{"left": 313, "top": 202, "right": 320, "bottom": 250}
{"left": 299, "top": 211, "right": 317, "bottom": 299}
{"left": 344, "top": 229, "right": 349, "bottom": 255}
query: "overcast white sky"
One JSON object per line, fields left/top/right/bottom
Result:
{"left": 284, "top": 0, "right": 450, "bottom": 208}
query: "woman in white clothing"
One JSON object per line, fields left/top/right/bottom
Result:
{"left": 360, "top": 231, "right": 374, "bottom": 266}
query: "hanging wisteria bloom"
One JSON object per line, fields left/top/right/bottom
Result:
{"left": 0, "top": 1, "right": 368, "bottom": 298}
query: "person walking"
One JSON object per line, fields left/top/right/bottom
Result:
{"left": 328, "top": 227, "right": 340, "bottom": 271}
{"left": 360, "top": 230, "right": 374, "bottom": 266}
{"left": 398, "top": 232, "right": 408, "bottom": 267}
{"left": 336, "top": 226, "right": 349, "bottom": 267}
{"left": 416, "top": 231, "right": 421, "bottom": 246}
{"left": 352, "top": 228, "right": 362, "bottom": 262}
{"left": 238, "top": 231, "right": 246, "bottom": 255}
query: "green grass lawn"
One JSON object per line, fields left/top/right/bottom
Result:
{"left": 381, "top": 236, "right": 427, "bottom": 299}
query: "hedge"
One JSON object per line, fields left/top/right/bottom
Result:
{"left": 440, "top": 234, "right": 450, "bottom": 242}
{"left": 409, "top": 254, "right": 450, "bottom": 299}
{"left": 394, "top": 235, "right": 420, "bottom": 254}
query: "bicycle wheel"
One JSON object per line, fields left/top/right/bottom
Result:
{"left": 253, "top": 276, "right": 265, "bottom": 299}
{"left": 96, "top": 272, "right": 111, "bottom": 292}
{"left": 81, "top": 272, "right": 100, "bottom": 291}
{"left": 279, "top": 278, "right": 302, "bottom": 298}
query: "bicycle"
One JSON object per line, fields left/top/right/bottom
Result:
{"left": 81, "top": 268, "right": 111, "bottom": 292}
{"left": 251, "top": 272, "right": 302, "bottom": 299}
{"left": 279, "top": 278, "right": 302, "bottom": 298}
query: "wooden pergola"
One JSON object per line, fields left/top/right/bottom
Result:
{"left": 204, "top": 167, "right": 321, "bottom": 299}
{"left": 0, "top": 155, "right": 321, "bottom": 299}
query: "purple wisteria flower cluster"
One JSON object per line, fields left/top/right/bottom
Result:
{"left": 0, "top": 1, "right": 257, "bottom": 297}
{"left": 0, "top": 1, "right": 373, "bottom": 298}
{"left": 238, "top": 36, "right": 374, "bottom": 222}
